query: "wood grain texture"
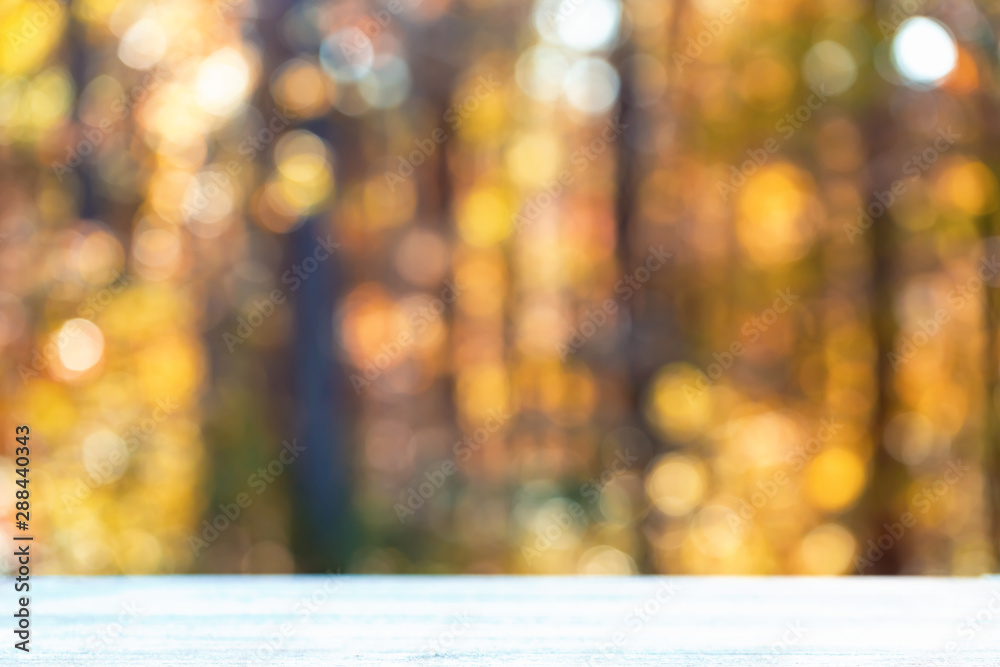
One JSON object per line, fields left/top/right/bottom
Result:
{"left": 15, "top": 575, "right": 1000, "bottom": 665}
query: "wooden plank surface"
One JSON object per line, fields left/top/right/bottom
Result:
{"left": 13, "top": 575, "right": 1000, "bottom": 665}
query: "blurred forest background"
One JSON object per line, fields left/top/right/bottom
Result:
{"left": 2, "top": 0, "right": 1000, "bottom": 576}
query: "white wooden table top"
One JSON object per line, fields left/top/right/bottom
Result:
{"left": 13, "top": 575, "right": 1000, "bottom": 665}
